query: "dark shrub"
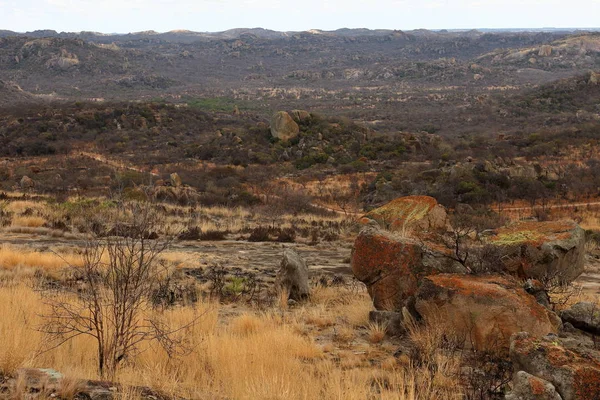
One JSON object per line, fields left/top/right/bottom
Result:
{"left": 178, "top": 226, "right": 201, "bottom": 240}
{"left": 276, "top": 228, "right": 296, "bottom": 243}
{"left": 248, "top": 226, "right": 271, "bottom": 242}
{"left": 200, "top": 230, "right": 228, "bottom": 241}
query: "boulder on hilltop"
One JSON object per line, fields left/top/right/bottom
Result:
{"left": 270, "top": 111, "right": 300, "bottom": 141}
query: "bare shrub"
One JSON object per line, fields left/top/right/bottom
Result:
{"left": 41, "top": 201, "right": 195, "bottom": 379}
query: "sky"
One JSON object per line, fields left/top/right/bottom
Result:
{"left": 1, "top": 0, "right": 599, "bottom": 33}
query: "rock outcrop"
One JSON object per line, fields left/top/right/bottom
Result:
{"left": 414, "top": 275, "right": 559, "bottom": 352}
{"left": 486, "top": 220, "right": 585, "bottom": 283}
{"left": 362, "top": 195, "right": 447, "bottom": 233}
{"left": 290, "top": 109, "right": 311, "bottom": 122}
{"left": 277, "top": 248, "right": 310, "bottom": 301}
{"left": 351, "top": 226, "right": 465, "bottom": 310}
{"left": 270, "top": 111, "right": 300, "bottom": 141}
{"left": 20, "top": 175, "right": 34, "bottom": 189}
{"left": 539, "top": 45, "right": 553, "bottom": 57}
{"left": 560, "top": 302, "right": 600, "bottom": 335}
{"left": 505, "top": 371, "right": 562, "bottom": 400}
{"left": 169, "top": 172, "right": 182, "bottom": 187}
{"left": 510, "top": 332, "right": 600, "bottom": 400}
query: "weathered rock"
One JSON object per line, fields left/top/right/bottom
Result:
{"left": 510, "top": 332, "right": 600, "bottom": 400}
{"left": 169, "top": 172, "right": 182, "bottom": 187}
{"left": 560, "top": 302, "right": 600, "bottom": 335}
{"left": 270, "top": 111, "right": 300, "bottom": 141}
{"left": 505, "top": 371, "right": 562, "bottom": 400}
{"left": 362, "top": 195, "right": 447, "bottom": 233}
{"left": 524, "top": 278, "right": 552, "bottom": 309}
{"left": 290, "top": 109, "right": 311, "bottom": 122}
{"left": 414, "top": 275, "right": 560, "bottom": 353}
{"left": 277, "top": 248, "right": 310, "bottom": 301}
{"left": 351, "top": 227, "right": 464, "bottom": 310}
{"left": 486, "top": 220, "right": 585, "bottom": 283}
{"left": 20, "top": 175, "right": 34, "bottom": 189}
{"left": 369, "top": 309, "right": 406, "bottom": 336}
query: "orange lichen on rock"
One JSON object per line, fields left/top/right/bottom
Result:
{"left": 415, "top": 274, "right": 559, "bottom": 353}
{"left": 486, "top": 219, "right": 585, "bottom": 283}
{"left": 511, "top": 333, "right": 600, "bottom": 400}
{"left": 362, "top": 195, "right": 447, "bottom": 233}
{"left": 528, "top": 376, "right": 547, "bottom": 395}
{"left": 351, "top": 227, "right": 424, "bottom": 310}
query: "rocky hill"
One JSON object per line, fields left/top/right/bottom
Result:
{"left": 0, "top": 79, "right": 34, "bottom": 106}
{"left": 0, "top": 29, "right": 588, "bottom": 103}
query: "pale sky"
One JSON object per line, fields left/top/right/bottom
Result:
{"left": 1, "top": 0, "right": 599, "bottom": 33}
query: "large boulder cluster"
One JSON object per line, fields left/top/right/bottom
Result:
{"left": 352, "top": 195, "right": 595, "bottom": 398}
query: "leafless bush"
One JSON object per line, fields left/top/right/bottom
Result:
{"left": 40, "top": 201, "right": 195, "bottom": 378}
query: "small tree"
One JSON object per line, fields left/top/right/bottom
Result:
{"left": 42, "top": 201, "right": 190, "bottom": 378}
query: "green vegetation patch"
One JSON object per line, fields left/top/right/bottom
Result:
{"left": 488, "top": 230, "right": 544, "bottom": 246}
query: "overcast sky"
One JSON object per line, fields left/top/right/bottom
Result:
{"left": 1, "top": 0, "right": 599, "bottom": 33}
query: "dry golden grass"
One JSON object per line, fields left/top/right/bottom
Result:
{"left": 0, "top": 282, "right": 464, "bottom": 399}
{"left": 0, "top": 245, "right": 82, "bottom": 273}
{"left": 367, "top": 322, "right": 387, "bottom": 344}
{"left": 11, "top": 215, "right": 47, "bottom": 228}
{"left": 5, "top": 200, "right": 47, "bottom": 215}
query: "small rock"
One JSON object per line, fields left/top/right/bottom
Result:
{"left": 560, "top": 302, "right": 600, "bottom": 335}
{"left": 277, "top": 249, "right": 310, "bottom": 301}
{"left": 169, "top": 172, "right": 182, "bottom": 187}
{"left": 20, "top": 175, "right": 34, "bottom": 189}
{"left": 505, "top": 371, "right": 562, "bottom": 400}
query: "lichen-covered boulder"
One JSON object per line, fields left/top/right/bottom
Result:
{"left": 486, "top": 220, "right": 585, "bottom": 283}
{"left": 505, "top": 371, "right": 562, "bottom": 400}
{"left": 506, "top": 370, "right": 562, "bottom": 400}
{"left": 560, "top": 302, "right": 600, "bottom": 335}
{"left": 510, "top": 332, "right": 600, "bottom": 400}
{"left": 414, "top": 275, "right": 560, "bottom": 353}
{"left": 270, "top": 111, "right": 300, "bottom": 141}
{"left": 361, "top": 195, "right": 447, "bottom": 233}
{"left": 351, "top": 227, "right": 465, "bottom": 310}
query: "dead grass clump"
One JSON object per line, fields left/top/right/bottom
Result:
{"left": 229, "top": 313, "right": 265, "bottom": 336}
{"left": 367, "top": 321, "right": 387, "bottom": 344}
{"left": 11, "top": 215, "right": 47, "bottom": 228}
{"left": 0, "top": 245, "right": 82, "bottom": 272}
